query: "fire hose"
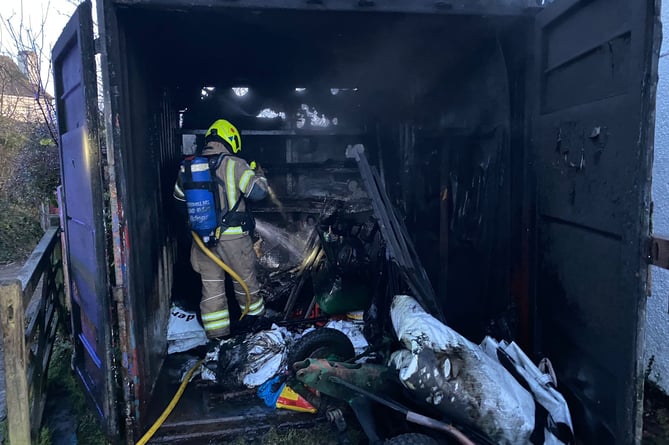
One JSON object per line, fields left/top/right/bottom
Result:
{"left": 134, "top": 232, "right": 253, "bottom": 444}
{"left": 135, "top": 359, "right": 203, "bottom": 445}
{"left": 191, "top": 231, "right": 251, "bottom": 319}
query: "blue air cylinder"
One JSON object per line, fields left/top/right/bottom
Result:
{"left": 184, "top": 157, "right": 218, "bottom": 238}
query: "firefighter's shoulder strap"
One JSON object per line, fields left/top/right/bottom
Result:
{"left": 208, "top": 152, "right": 228, "bottom": 185}
{"left": 208, "top": 153, "right": 243, "bottom": 216}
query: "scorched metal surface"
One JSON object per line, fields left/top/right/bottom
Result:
{"left": 531, "top": 0, "right": 659, "bottom": 443}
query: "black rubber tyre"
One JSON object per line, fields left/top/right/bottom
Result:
{"left": 384, "top": 433, "right": 439, "bottom": 445}
{"left": 288, "top": 328, "right": 355, "bottom": 366}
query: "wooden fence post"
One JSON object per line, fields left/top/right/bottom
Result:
{"left": 0, "top": 279, "right": 30, "bottom": 445}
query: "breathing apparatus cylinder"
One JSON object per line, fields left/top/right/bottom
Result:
{"left": 183, "top": 157, "right": 219, "bottom": 243}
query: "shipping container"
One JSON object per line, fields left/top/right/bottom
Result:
{"left": 52, "top": 0, "right": 660, "bottom": 443}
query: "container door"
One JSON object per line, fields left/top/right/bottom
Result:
{"left": 52, "top": 0, "right": 117, "bottom": 435}
{"left": 532, "top": 0, "right": 658, "bottom": 443}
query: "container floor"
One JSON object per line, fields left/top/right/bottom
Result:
{"left": 145, "top": 353, "right": 328, "bottom": 444}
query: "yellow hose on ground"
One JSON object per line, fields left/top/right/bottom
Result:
{"left": 135, "top": 359, "right": 203, "bottom": 445}
{"left": 191, "top": 231, "right": 251, "bottom": 319}
{"left": 134, "top": 233, "right": 253, "bottom": 444}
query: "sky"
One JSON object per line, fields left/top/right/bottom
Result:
{"left": 0, "top": 0, "right": 79, "bottom": 93}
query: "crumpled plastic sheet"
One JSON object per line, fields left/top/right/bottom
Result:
{"left": 167, "top": 305, "right": 207, "bottom": 354}
{"left": 324, "top": 319, "right": 369, "bottom": 356}
{"left": 389, "top": 295, "right": 535, "bottom": 445}
{"left": 201, "top": 324, "right": 298, "bottom": 388}
{"left": 480, "top": 337, "right": 574, "bottom": 445}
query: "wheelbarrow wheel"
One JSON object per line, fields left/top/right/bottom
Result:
{"left": 384, "top": 433, "right": 439, "bottom": 445}
{"left": 288, "top": 328, "right": 355, "bottom": 368}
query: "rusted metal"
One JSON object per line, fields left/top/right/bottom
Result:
{"left": 650, "top": 235, "right": 669, "bottom": 269}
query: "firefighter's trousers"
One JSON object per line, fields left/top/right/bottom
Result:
{"left": 191, "top": 235, "right": 265, "bottom": 338}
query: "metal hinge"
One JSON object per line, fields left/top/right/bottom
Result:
{"left": 649, "top": 235, "right": 669, "bottom": 269}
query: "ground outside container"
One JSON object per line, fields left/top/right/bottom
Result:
{"left": 51, "top": 0, "right": 660, "bottom": 443}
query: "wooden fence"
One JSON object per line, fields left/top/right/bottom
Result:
{"left": 0, "top": 228, "right": 66, "bottom": 444}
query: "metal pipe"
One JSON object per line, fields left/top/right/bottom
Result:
{"left": 405, "top": 412, "right": 476, "bottom": 445}
{"left": 328, "top": 376, "right": 475, "bottom": 445}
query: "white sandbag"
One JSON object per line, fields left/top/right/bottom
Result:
{"left": 167, "top": 305, "right": 207, "bottom": 354}
{"left": 389, "top": 295, "right": 535, "bottom": 445}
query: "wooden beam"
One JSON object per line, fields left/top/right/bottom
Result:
{"left": 0, "top": 279, "right": 31, "bottom": 445}
{"left": 16, "top": 227, "right": 59, "bottom": 308}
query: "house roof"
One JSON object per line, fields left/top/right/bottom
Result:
{"left": 0, "top": 55, "right": 36, "bottom": 99}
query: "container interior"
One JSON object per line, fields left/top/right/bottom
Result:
{"left": 112, "top": 5, "right": 535, "bottom": 440}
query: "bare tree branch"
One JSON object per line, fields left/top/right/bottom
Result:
{"left": 0, "top": 1, "right": 59, "bottom": 144}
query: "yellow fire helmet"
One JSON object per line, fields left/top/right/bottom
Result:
{"left": 205, "top": 119, "right": 242, "bottom": 153}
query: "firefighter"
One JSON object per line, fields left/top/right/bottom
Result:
{"left": 174, "top": 119, "right": 269, "bottom": 339}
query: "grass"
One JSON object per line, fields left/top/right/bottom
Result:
{"left": 257, "top": 425, "right": 338, "bottom": 445}
{"left": 44, "top": 334, "right": 109, "bottom": 444}
{"left": 37, "top": 427, "right": 52, "bottom": 445}
{"left": 228, "top": 422, "right": 361, "bottom": 445}
{"left": 0, "top": 413, "right": 54, "bottom": 445}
